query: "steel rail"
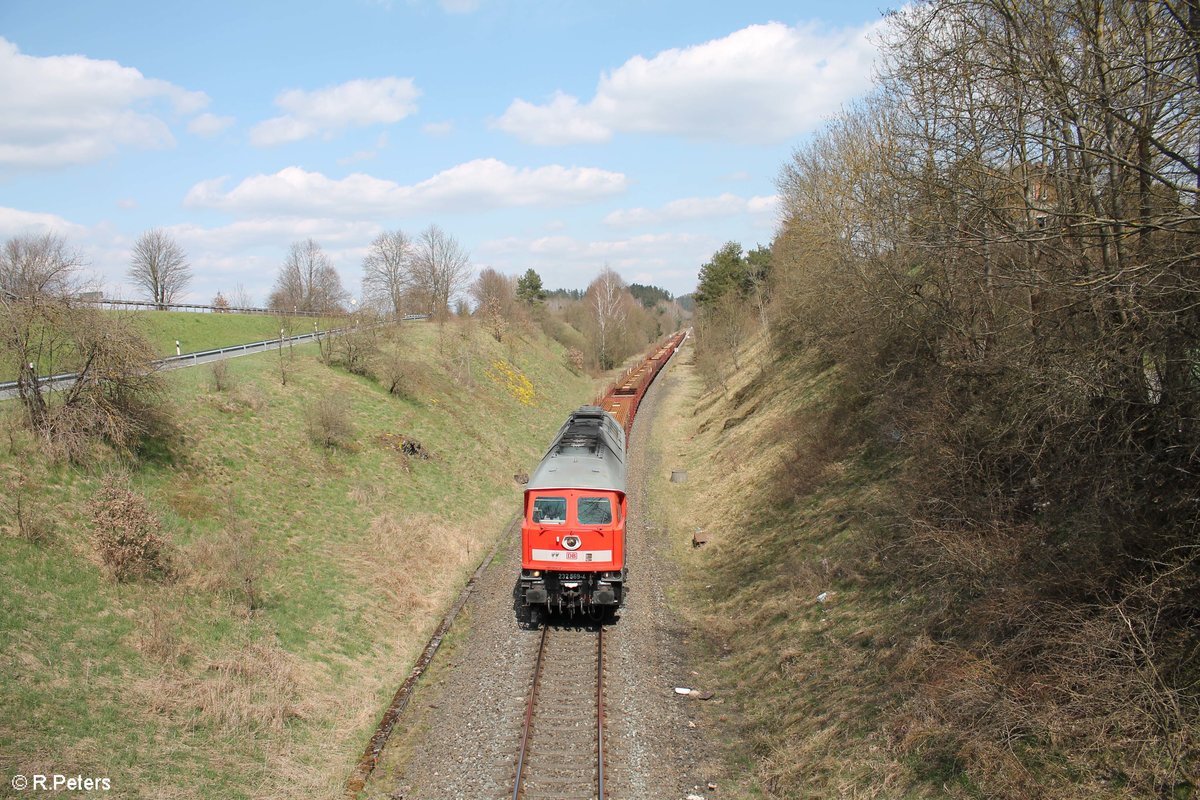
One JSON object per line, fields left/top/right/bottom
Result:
{"left": 596, "top": 625, "right": 606, "bottom": 800}
{"left": 512, "top": 625, "right": 550, "bottom": 800}
{"left": 512, "top": 624, "right": 606, "bottom": 800}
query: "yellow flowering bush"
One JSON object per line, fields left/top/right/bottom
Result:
{"left": 489, "top": 359, "right": 536, "bottom": 405}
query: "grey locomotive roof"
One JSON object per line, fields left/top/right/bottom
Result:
{"left": 526, "top": 406, "right": 627, "bottom": 494}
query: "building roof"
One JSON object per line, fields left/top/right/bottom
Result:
{"left": 526, "top": 406, "right": 626, "bottom": 495}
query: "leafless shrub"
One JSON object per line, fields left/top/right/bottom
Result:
{"left": 375, "top": 351, "right": 424, "bottom": 399}
{"left": 565, "top": 347, "right": 584, "bottom": 374}
{"left": 89, "top": 474, "right": 175, "bottom": 582}
{"left": 306, "top": 394, "right": 356, "bottom": 451}
{"left": 277, "top": 333, "right": 293, "bottom": 386}
{"left": 135, "top": 606, "right": 189, "bottom": 663}
{"left": 185, "top": 522, "right": 268, "bottom": 613}
{"left": 1, "top": 297, "right": 172, "bottom": 463}
{"left": 334, "top": 322, "right": 379, "bottom": 377}
{"left": 1, "top": 468, "right": 54, "bottom": 544}
{"left": 209, "top": 360, "right": 234, "bottom": 393}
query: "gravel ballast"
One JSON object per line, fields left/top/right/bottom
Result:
{"left": 360, "top": 345, "right": 717, "bottom": 800}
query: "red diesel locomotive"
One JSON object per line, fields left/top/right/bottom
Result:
{"left": 518, "top": 331, "right": 686, "bottom": 618}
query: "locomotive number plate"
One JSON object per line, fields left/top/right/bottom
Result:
{"left": 531, "top": 549, "right": 613, "bottom": 562}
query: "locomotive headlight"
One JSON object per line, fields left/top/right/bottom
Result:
{"left": 562, "top": 535, "right": 582, "bottom": 551}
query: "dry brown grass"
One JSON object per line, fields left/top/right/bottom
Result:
{"left": 134, "top": 605, "right": 191, "bottom": 664}
{"left": 183, "top": 521, "right": 268, "bottom": 612}
{"left": 357, "top": 510, "right": 482, "bottom": 616}
{"left": 135, "top": 637, "right": 299, "bottom": 734}
{"left": 375, "top": 351, "right": 426, "bottom": 399}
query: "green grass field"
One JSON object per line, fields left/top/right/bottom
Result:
{"left": 126, "top": 310, "right": 342, "bottom": 357}
{"left": 0, "top": 310, "right": 342, "bottom": 382}
{"left": 0, "top": 320, "right": 595, "bottom": 798}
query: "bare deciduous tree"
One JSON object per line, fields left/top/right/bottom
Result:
{"left": 128, "top": 228, "right": 191, "bottom": 309}
{"left": 764, "top": 1, "right": 1200, "bottom": 794}
{"left": 411, "top": 225, "right": 471, "bottom": 318}
{"left": 362, "top": 229, "right": 413, "bottom": 317}
{"left": 268, "top": 238, "right": 349, "bottom": 314}
{"left": 230, "top": 283, "right": 255, "bottom": 310}
{"left": 1, "top": 233, "right": 168, "bottom": 461}
{"left": 1, "top": 233, "right": 86, "bottom": 428}
{"left": 586, "top": 267, "right": 630, "bottom": 370}
{"left": 0, "top": 232, "right": 83, "bottom": 301}
{"left": 470, "top": 268, "right": 517, "bottom": 342}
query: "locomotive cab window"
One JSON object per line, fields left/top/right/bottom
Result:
{"left": 577, "top": 497, "right": 613, "bottom": 525}
{"left": 532, "top": 496, "right": 567, "bottom": 524}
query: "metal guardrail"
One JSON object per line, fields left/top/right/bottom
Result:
{"left": 0, "top": 314, "right": 431, "bottom": 396}
{"left": 0, "top": 327, "right": 345, "bottom": 394}
{"left": 82, "top": 298, "right": 349, "bottom": 316}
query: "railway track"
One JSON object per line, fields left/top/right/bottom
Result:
{"left": 512, "top": 622, "right": 606, "bottom": 800}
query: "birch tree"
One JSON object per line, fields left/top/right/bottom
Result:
{"left": 586, "top": 267, "right": 629, "bottom": 370}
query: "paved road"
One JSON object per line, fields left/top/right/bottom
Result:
{"left": 0, "top": 328, "right": 341, "bottom": 402}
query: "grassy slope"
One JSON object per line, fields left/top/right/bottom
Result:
{"left": 0, "top": 320, "right": 594, "bottom": 799}
{"left": 0, "top": 310, "right": 338, "bottom": 382}
{"left": 125, "top": 310, "right": 341, "bottom": 357}
{"left": 658, "top": 336, "right": 939, "bottom": 799}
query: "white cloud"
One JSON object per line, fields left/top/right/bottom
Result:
{"left": 184, "top": 159, "right": 628, "bottom": 217}
{"left": 167, "top": 217, "right": 382, "bottom": 253}
{"left": 499, "top": 93, "right": 611, "bottom": 145}
{"left": 338, "top": 133, "right": 389, "bottom": 165}
{"left": 422, "top": 121, "right": 455, "bottom": 137}
{"left": 163, "top": 217, "right": 384, "bottom": 304}
{"left": 439, "top": 0, "right": 479, "bottom": 12}
{"left": 188, "top": 112, "right": 235, "bottom": 137}
{"left": 604, "top": 193, "right": 779, "bottom": 227}
{"left": 0, "top": 205, "right": 378, "bottom": 305}
{"left": 0, "top": 206, "right": 89, "bottom": 238}
{"left": 495, "top": 20, "right": 882, "bottom": 145}
{"left": 0, "top": 37, "right": 209, "bottom": 168}
{"left": 250, "top": 77, "right": 420, "bottom": 146}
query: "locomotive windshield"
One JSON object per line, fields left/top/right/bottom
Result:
{"left": 577, "top": 497, "right": 613, "bottom": 525}
{"left": 532, "top": 496, "right": 567, "bottom": 523}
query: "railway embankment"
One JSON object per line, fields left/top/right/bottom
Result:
{"left": 0, "top": 320, "right": 594, "bottom": 798}
{"left": 661, "top": 328, "right": 1200, "bottom": 798}
{"left": 658, "top": 333, "right": 918, "bottom": 797}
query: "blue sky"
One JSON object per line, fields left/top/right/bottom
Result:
{"left": 0, "top": 0, "right": 892, "bottom": 305}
